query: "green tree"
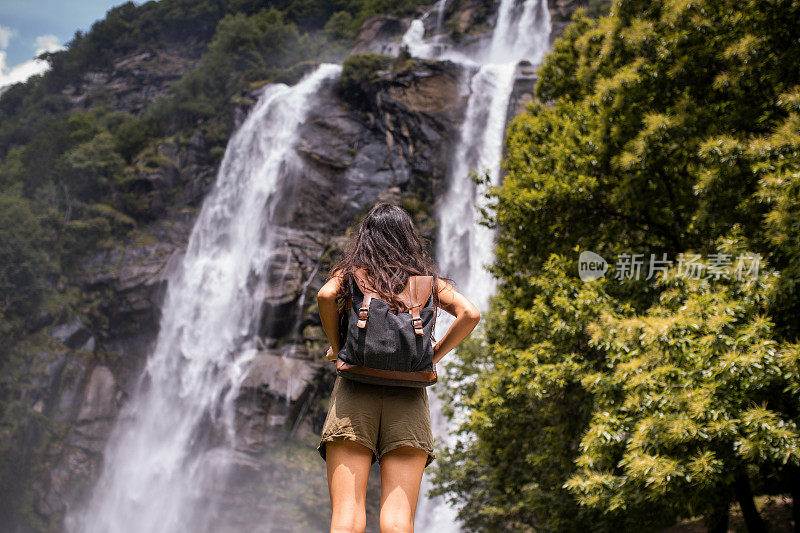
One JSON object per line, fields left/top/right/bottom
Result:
{"left": 433, "top": 0, "right": 800, "bottom": 529}
{"left": 0, "top": 195, "right": 50, "bottom": 350}
{"left": 324, "top": 11, "right": 356, "bottom": 41}
{"left": 430, "top": 256, "right": 669, "bottom": 531}
{"left": 61, "top": 130, "right": 125, "bottom": 202}
{"left": 565, "top": 242, "right": 799, "bottom": 531}
{"left": 751, "top": 88, "right": 800, "bottom": 340}
{"left": 147, "top": 7, "right": 318, "bottom": 135}
{"left": 339, "top": 52, "right": 392, "bottom": 107}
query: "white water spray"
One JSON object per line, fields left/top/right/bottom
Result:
{"left": 404, "top": 1, "right": 552, "bottom": 531}
{"left": 65, "top": 64, "right": 341, "bottom": 533}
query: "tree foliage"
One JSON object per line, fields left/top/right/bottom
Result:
{"left": 430, "top": 256, "right": 671, "bottom": 531}
{"left": 433, "top": 0, "right": 800, "bottom": 529}
{"left": 0, "top": 196, "right": 51, "bottom": 350}
{"left": 565, "top": 244, "right": 799, "bottom": 527}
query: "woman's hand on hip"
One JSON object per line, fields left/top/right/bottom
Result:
{"left": 325, "top": 346, "right": 338, "bottom": 363}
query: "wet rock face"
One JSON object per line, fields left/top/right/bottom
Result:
{"left": 50, "top": 320, "right": 93, "bottom": 350}
{"left": 28, "top": 351, "right": 88, "bottom": 422}
{"left": 122, "top": 130, "right": 216, "bottom": 222}
{"left": 292, "top": 59, "right": 465, "bottom": 235}
{"left": 35, "top": 447, "right": 96, "bottom": 518}
{"left": 506, "top": 60, "right": 540, "bottom": 134}
{"left": 33, "top": 363, "right": 120, "bottom": 519}
{"left": 443, "top": 0, "right": 495, "bottom": 35}
{"left": 76, "top": 211, "right": 194, "bottom": 356}
{"left": 549, "top": 0, "right": 593, "bottom": 21}
{"left": 235, "top": 350, "right": 324, "bottom": 452}
{"left": 76, "top": 366, "right": 118, "bottom": 424}
{"left": 351, "top": 16, "right": 406, "bottom": 54}
{"left": 548, "top": 0, "right": 611, "bottom": 42}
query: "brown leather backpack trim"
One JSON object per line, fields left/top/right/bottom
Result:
{"left": 351, "top": 270, "right": 434, "bottom": 332}
{"left": 356, "top": 291, "right": 374, "bottom": 329}
{"left": 408, "top": 276, "right": 424, "bottom": 336}
{"left": 336, "top": 360, "right": 437, "bottom": 383}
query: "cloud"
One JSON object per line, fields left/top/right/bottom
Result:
{"left": 33, "top": 34, "right": 63, "bottom": 56}
{"left": 0, "top": 34, "right": 65, "bottom": 91}
{"left": 0, "top": 25, "right": 19, "bottom": 49}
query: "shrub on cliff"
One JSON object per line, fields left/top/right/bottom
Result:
{"left": 143, "top": 7, "right": 321, "bottom": 137}
{"left": 339, "top": 52, "right": 392, "bottom": 107}
{"left": 0, "top": 195, "right": 50, "bottom": 349}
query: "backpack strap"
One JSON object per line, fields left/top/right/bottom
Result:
{"left": 352, "top": 270, "right": 378, "bottom": 329}
{"left": 409, "top": 277, "right": 423, "bottom": 336}
{"left": 352, "top": 270, "right": 433, "bottom": 334}
{"left": 357, "top": 292, "right": 373, "bottom": 329}
{"left": 408, "top": 276, "right": 433, "bottom": 336}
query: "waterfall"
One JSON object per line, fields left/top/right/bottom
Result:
{"left": 62, "top": 0, "right": 552, "bottom": 528}
{"left": 434, "top": 0, "right": 448, "bottom": 35}
{"left": 401, "top": 0, "right": 449, "bottom": 58}
{"left": 65, "top": 63, "right": 341, "bottom": 533}
{"left": 402, "top": 20, "right": 433, "bottom": 58}
{"left": 487, "top": 0, "right": 552, "bottom": 65}
{"left": 408, "top": 1, "right": 553, "bottom": 531}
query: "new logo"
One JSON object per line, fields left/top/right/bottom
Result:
{"left": 578, "top": 251, "right": 608, "bottom": 282}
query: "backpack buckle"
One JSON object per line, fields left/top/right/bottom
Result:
{"left": 357, "top": 306, "right": 369, "bottom": 328}
{"left": 411, "top": 316, "right": 424, "bottom": 336}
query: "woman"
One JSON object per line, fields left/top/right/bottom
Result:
{"left": 316, "top": 202, "right": 481, "bottom": 533}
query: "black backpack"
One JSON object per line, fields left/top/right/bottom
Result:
{"left": 335, "top": 269, "right": 438, "bottom": 387}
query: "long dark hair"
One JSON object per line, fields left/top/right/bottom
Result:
{"left": 329, "top": 202, "right": 449, "bottom": 314}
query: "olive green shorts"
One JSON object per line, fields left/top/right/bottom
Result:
{"left": 317, "top": 375, "right": 436, "bottom": 468}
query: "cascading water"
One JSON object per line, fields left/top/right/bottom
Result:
{"left": 65, "top": 63, "right": 341, "bottom": 533}
{"left": 434, "top": 0, "right": 447, "bottom": 35}
{"left": 405, "top": 1, "right": 552, "bottom": 531}
{"left": 487, "top": 0, "right": 551, "bottom": 64}
{"left": 63, "top": 0, "right": 550, "bottom": 528}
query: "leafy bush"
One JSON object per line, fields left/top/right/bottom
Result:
{"left": 0, "top": 196, "right": 50, "bottom": 345}
{"left": 324, "top": 11, "right": 356, "bottom": 41}
{"left": 339, "top": 52, "right": 392, "bottom": 106}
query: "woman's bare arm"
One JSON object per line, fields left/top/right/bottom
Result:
{"left": 433, "top": 279, "right": 481, "bottom": 364}
{"left": 317, "top": 273, "right": 345, "bottom": 362}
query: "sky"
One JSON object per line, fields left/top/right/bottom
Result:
{"left": 0, "top": 0, "right": 143, "bottom": 90}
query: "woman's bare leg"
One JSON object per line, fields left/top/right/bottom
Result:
{"left": 378, "top": 446, "right": 428, "bottom": 533}
{"left": 326, "top": 440, "right": 374, "bottom": 533}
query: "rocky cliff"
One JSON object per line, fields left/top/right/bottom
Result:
{"left": 31, "top": 57, "right": 468, "bottom": 530}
